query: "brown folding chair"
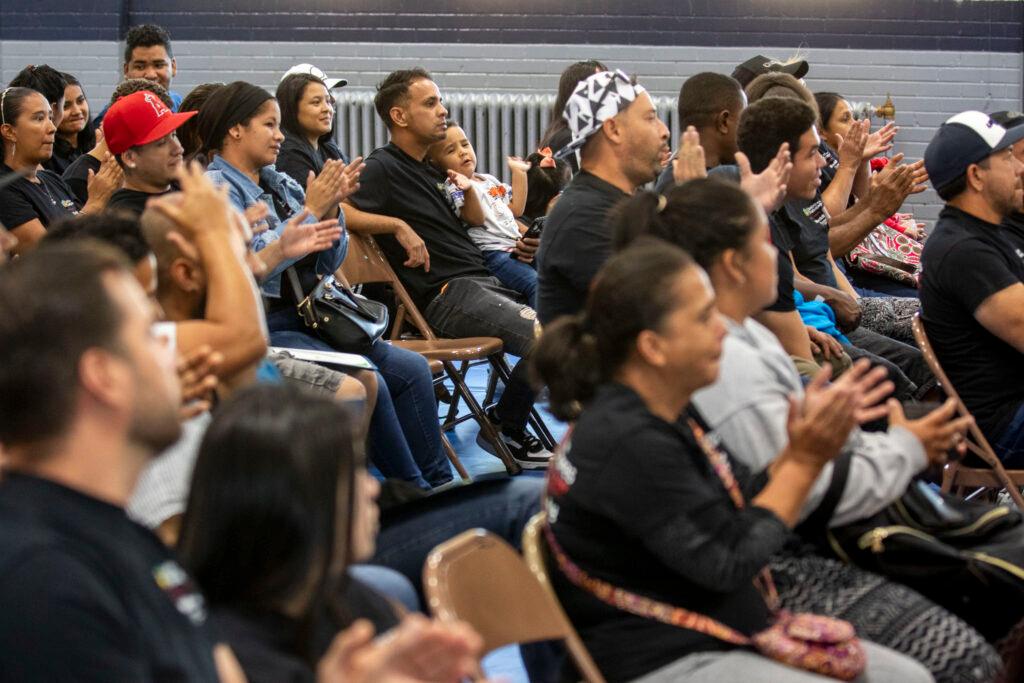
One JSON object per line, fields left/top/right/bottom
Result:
{"left": 911, "top": 313, "right": 1024, "bottom": 509}
{"left": 427, "top": 358, "right": 470, "bottom": 480}
{"left": 423, "top": 528, "right": 606, "bottom": 683}
{"left": 342, "top": 230, "right": 521, "bottom": 475}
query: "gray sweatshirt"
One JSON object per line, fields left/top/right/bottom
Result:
{"left": 693, "top": 317, "right": 926, "bottom": 527}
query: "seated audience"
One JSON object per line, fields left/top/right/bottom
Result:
{"left": 738, "top": 97, "right": 933, "bottom": 397}
{"left": 178, "top": 384, "right": 484, "bottom": 683}
{"left": 345, "top": 68, "right": 550, "bottom": 466}
{"left": 538, "top": 59, "right": 607, "bottom": 174}
{"left": 611, "top": 180, "right": 996, "bottom": 682}
{"left": 533, "top": 241, "right": 931, "bottom": 682}
{"left": 537, "top": 68, "right": 670, "bottom": 324}
{"left": 0, "top": 241, "right": 227, "bottom": 680}
{"left": 46, "top": 72, "right": 96, "bottom": 175}
{"left": 0, "top": 86, "right": 120, "bottom": 255}
{"left": 104, "top": 90, "right": 195, "bottom": 215}
{"left": 61, "top": 79, "right": 172, "bottom": 205}
{"left": 920, "top": 110, "right": 1024, "bottom": 465}
{"left": 196, "top": 85, "right": 451, "bottom": 487}
{"left": 275, "top": 67, "right": 351, "bottom": 189}
{"left": 428, "top": 121, "right": 538, "bottom": 306}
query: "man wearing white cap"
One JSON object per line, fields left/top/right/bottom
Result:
{"left": 536, "top": 69, "right": 670, "bottom": 324}
{"left": 920, "top": 110, "right": 1024, "bottom": 464}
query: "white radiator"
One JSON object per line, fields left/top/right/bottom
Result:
{"left": 333, "top": 90, "right": 681, "bottom": 184}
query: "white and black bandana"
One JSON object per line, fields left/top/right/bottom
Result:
{"left": 556, "top": 69, "right": 647, "bottom": 160}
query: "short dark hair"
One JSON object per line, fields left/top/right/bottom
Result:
{"left": 738, "top": 97, "right": 817, "bottom": 174}
{"left": 8, "top": 65, "right": 67, "bottom": 109}
{"left": 179, "top": 384, "right": 359, "bottom": 649}
{"left": 277, "top": 73, "right": 335, "bottom": 144}
{"left": 374, "top": 68, "right": 432, "bottom": 129}
{"left": 124, "top": 24, "right": 174, "bottom": 64}
{"left": 43, "top": 212, "right": 152, "bottom": 264}
{"left": 0, "top": 241, "right": 131, "bottom": 447}
{"left": 745, "top": 72, "right": 818, "bottom": 117}
{"left": 110, "top": 78, "right": 173, "bottom": 108}
{"left": 678, "top": 73, "right": 744, "bottom": 129}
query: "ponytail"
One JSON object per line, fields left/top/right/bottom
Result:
{"left": 531, "top": 314, "right": 601, "bottom": 421}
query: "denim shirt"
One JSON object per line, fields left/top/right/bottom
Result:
{"left": 206, "top": 155, "right": 348, "bottom": 298}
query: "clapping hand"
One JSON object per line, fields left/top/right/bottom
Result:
{"left": 672, "top": 126, "right": 707, "bottom": 185}
{"left": 737, "top": 142, "right": 792, "bottom": 214}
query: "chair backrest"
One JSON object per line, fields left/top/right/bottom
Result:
{"left": 423, "top": 528, "right": 604, "bottom": 683}
{"left": 341, "top": 230, "right": 436, "bottom": 340}
{"left": 521, "top": 513, "right": 607, "bottom": 683}
{"left": 912, "top": 313, "right": 1024, "bottom": 508}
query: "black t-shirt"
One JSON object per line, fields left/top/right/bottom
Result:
{"left": 106, "top": 185, "right": 178, "bottom": 216}
{"left": 766, "top": 207, "right": 802, "bottom": 313}
{"left": 0, "top": 473, "right": 219, "bottom": 681}
{"left": 654, "top": 161, "right": 742, "bottom": 195}
{"left": 920, "top": 205, "right": 1024, "bottom": 437}
{"left": 211, "top": 576, "right": 400, "bottom": 683}
{"left": 1001, "top": 211, "right": 1024, "bottom": 254}
{"left": 786, "top": 194, "right": 837, "bottom": 288}
{"left": 43, "top": 139, "right": 81, "bottom": 176}
{"left": 62, "top": 153, "right": 102, "bottom": 205}
{"left": 0, "top": 163, "right": 81, "bottom": 230}
{"left": 536, "top": 170, "right": 629, "bottom": 324}
{"left": 547, "top": 384, "right": 788, "bottom": 683}
{"left": 349, "top": 142, "right": 489, "bottom": 309}
{"left": 818, "top": 140, "right": 840, "bottom": 193}
{"left": 276, "top": 134, "right": 348, "bottom": 191}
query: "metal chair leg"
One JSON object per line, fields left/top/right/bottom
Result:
{"left": 443, "top": 360, "right": 521, "bottom": 476}
{"left": 441, "top": 432, "right": 470, "bottom": 480}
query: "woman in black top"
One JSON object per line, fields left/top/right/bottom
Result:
{"left": 46, "top": 72, "right": 97, "bottom": 175}
{"left": 275, "top": 73, "right": 351, "bottom": 191}
{"left": 178, "top": 385, "right": 481, "bottom": 683}
{"left": 532, "top": 241, "right": 931, "bottom": 682}
{"left": 0, "top": 87, "right": 120, "bottom": 255}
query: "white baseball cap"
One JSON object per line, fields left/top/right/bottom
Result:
{"left": 281, "top": 63, "right": 347, "bottom": 90}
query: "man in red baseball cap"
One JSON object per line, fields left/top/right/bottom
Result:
{"left": 103, "top": 90, "right": 196, "bottom": 216}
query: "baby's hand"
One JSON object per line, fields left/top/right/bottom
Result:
{"left": 507, "top": 155, "right": 532, "bottom": 173}
{"left": 447, "top": 169, "right": 473, "bottom": 191}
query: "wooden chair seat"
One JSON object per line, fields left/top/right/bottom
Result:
{"left": 393, "top": 337, "right": 504, "bottom": 361}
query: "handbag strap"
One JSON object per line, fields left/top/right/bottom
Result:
{"left": 543, "top": 414, "right": 781, "bottom": 645}
{"left": 286, "top": 266, "right": 306, "bottom": 301}
{"left": 542, "top": 522, "right": 752, "bottom": 646}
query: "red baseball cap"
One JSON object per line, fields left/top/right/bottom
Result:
{"left": 103, "top": 91, "right": 197, "bottom": 155}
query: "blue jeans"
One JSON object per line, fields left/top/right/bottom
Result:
{"left": 483, "top": 250, "right": 538, "bottom": 309}
{"left": 994, "top": 401, "right": 1024, "bottom": 468}
{"left": 266, "top": 307, "right": 452, "bottom": 489}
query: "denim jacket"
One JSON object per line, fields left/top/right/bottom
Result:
{"left": 206, "top": 155, "right": 348, "bottom": 298}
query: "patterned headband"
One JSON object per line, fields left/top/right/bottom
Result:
{"left": 556, "top": 69, "right": 646, "bottom": 160}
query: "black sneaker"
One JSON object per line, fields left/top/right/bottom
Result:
{"left": 476, "top": 407, "right": 553, "bottom": 470}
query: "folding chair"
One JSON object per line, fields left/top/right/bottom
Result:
{"left": 911, "top": 313, "right": 1024, "bottom": 509}
{"left": 423, "top": 528, "right": 606, "bottom": 683}
{"left": 342, "top": 231, "right": 551, "bottom": 474}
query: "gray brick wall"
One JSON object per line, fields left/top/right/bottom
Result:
{"left": 2, "top": 40, "right": 1020, "bottom": 220}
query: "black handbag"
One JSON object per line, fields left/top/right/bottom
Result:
{"left": 288, "top": 267, "right": 388, "bottom": 355}
{"left": 798, "top": 462, "right": 1024, "bottom": 642}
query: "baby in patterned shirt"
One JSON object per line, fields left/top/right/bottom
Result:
{"left": 428, "top": 121, "right": 538, "bottom": 307}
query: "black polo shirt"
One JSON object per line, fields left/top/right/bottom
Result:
{"left": 0, "top": 163, "right": 81, "bottom": 230}
{"left": 547, "top": 383, "right": 787, "bottom": 682}
{"left": 0, "top": 473, "right": 219, "bottom": 681}
{"left": 920, "top": 205, "right": 1024, "bottom": 438}
{"left": 787, "top": 194, "right": 837, "bottom": 288}
{"left": 349, "top": 143, "right": 489, "bottom": 310}
{"left": 536, "top": 170, "right": 629, "bottom": 324}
